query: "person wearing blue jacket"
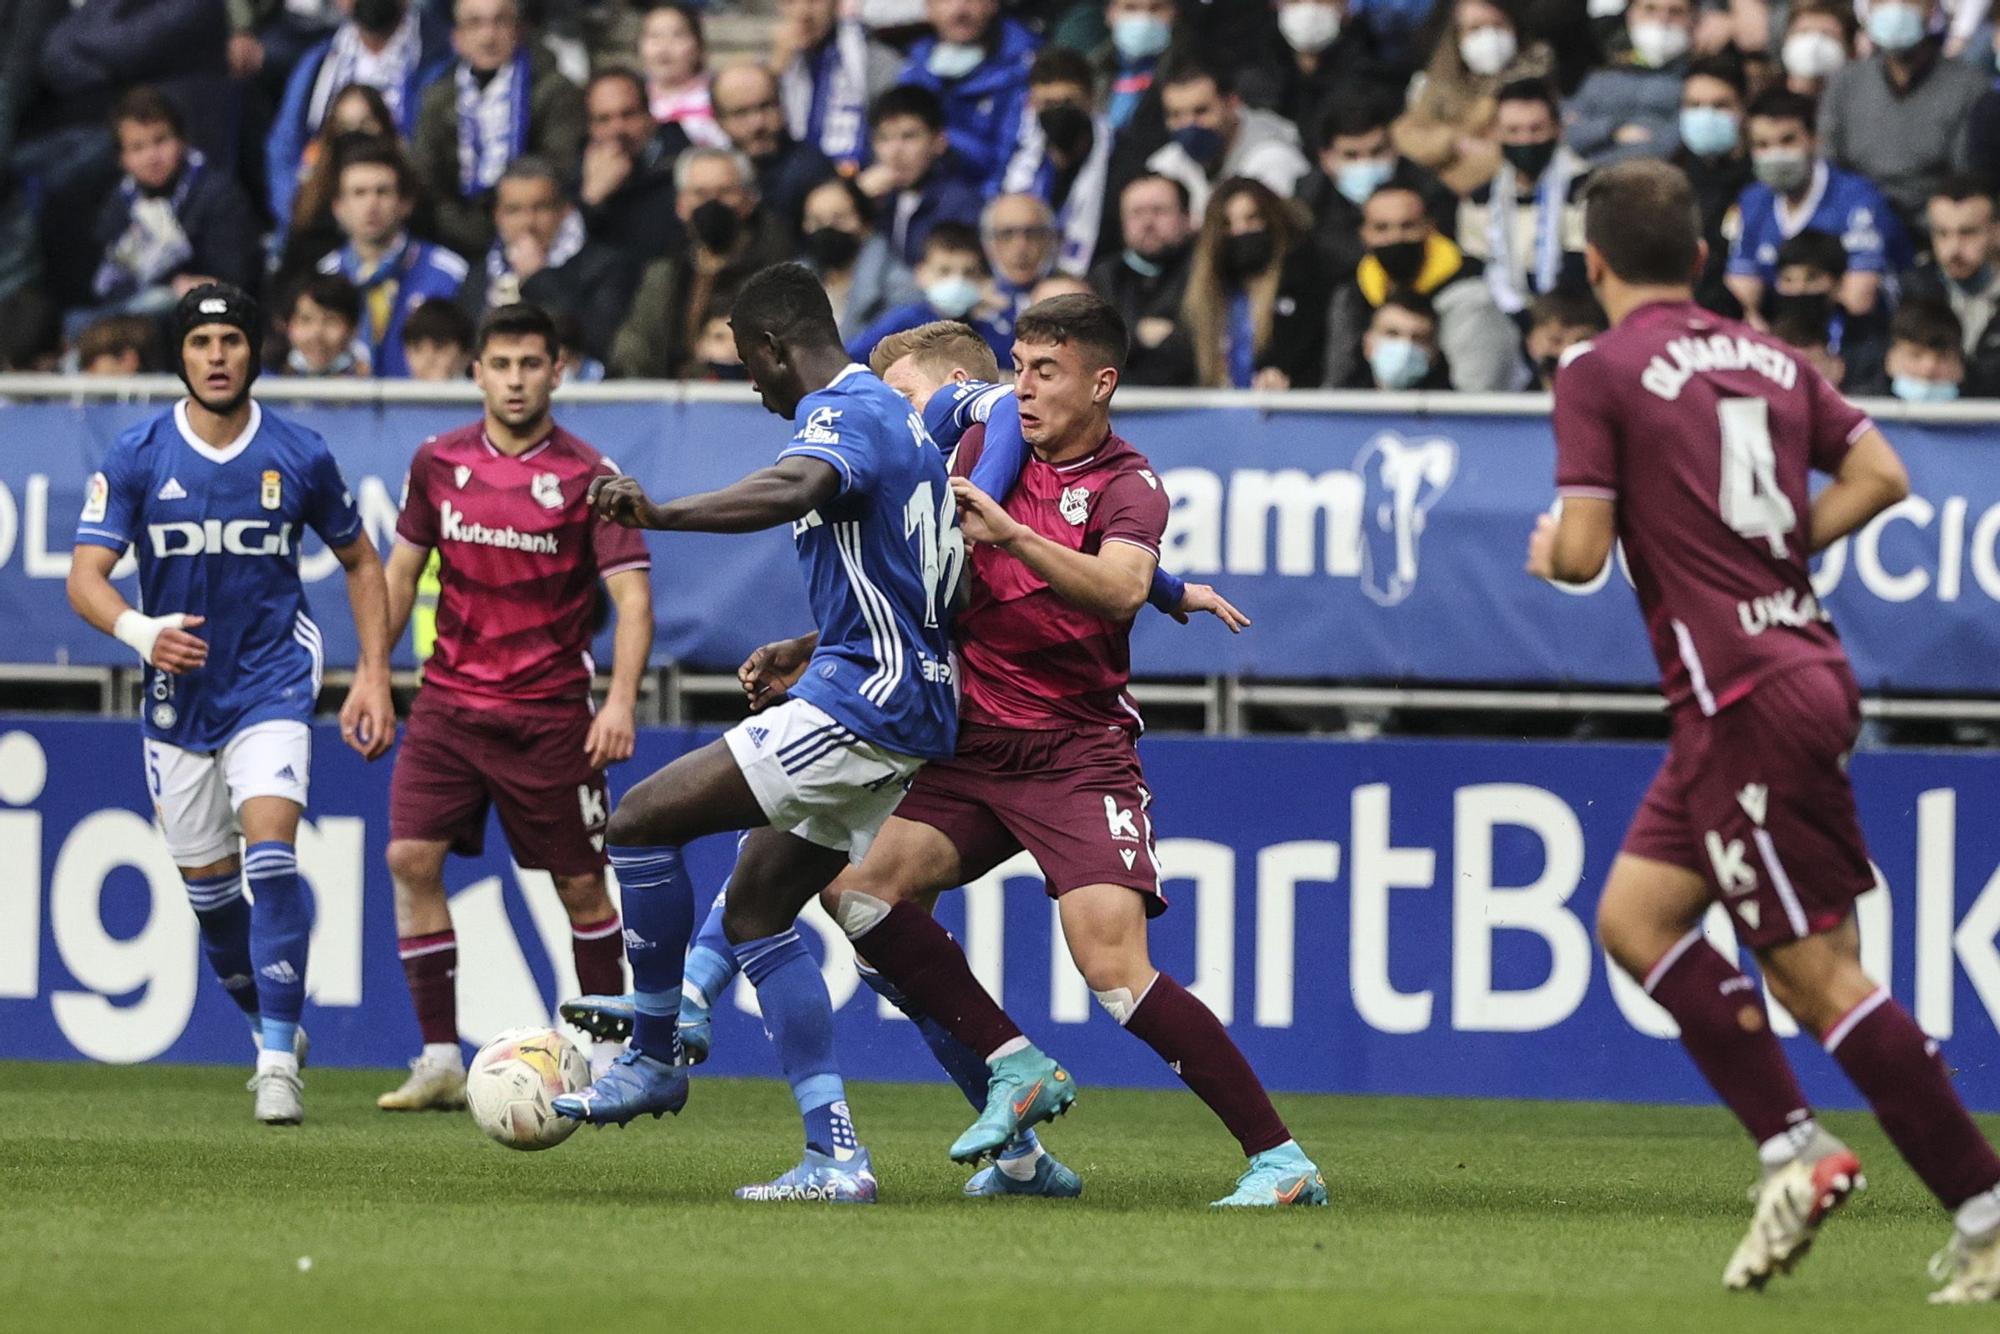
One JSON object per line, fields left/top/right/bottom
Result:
{"left": 314, "top": 139, "right": 466, "bottom": 377}
{"left": 897, "top": 0, "right": 1039, "bottom": 195}
{"left": 266, "top": 0, "right": 450, "bottom": 232}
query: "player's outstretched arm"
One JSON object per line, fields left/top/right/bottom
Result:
{"left": 952, "top": 477, "right": 1153, "bottom": 621}
{"left": 66, "top": 545, "right": 208, "bottom": 673}
{"left": 740, "top": 631, "right": 820, "bottom": 712}
{"left": 583, "top": 568, "right": 653, "bottom": 769}
{"left": 1526, "top": 496, "right": 1616, "bottom": 584}
{"left": 383, "top": 540, "right": 430, "bottom": 647}
{"left": 1809, "top": 428, "right": 1911, "bottom": 553}
{"left": 332, "top": 532, "right": 395, "bottom": 761}
{"left": 1172, "top": 582, "right": 1250, "bottom": 633}
{"left": 588, "top": 458, "right": 842, "bottom": 534}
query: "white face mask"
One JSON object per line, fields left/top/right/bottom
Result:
{"left": 926, "top": 41, "right": 985, "bottom": 80}
{"left": 1278, "top": 2, "right": 1342, "bottom": 54}
{"left": 1781, "top": 30, "right": 1848, "bottom": 79}
{"left": 1459, "top": 25, "right": 1518, "bottom": 77}
{"left": 1628, "top": 21, "right": 1691, "bottom": 67}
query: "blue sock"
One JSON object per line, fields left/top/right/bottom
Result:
{"left": 612, "top": 845, "right": 695, "bottom": 1063}
{"left": 683, "top": 886, "right": 738, "bottom": 1008}
{"left": 858, "top": 963, "right": 1037, "bottom": 1157}
{"left": 184, "top": 870, "right": 258, "bottom": 1019}
{"left": 243, "top": 842, "right": 309, "bottom": 1055}
{"left": 735, "top": 929, "right": 857, "bottom": 1159}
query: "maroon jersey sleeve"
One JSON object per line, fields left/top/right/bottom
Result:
{"left": 586, "top": 459, "right": 651, "bottom": 578}
{"left": 1552, "top": 348, "right": 1620, "bottom": 500}
{"left": 1092, "top": 467, "right": 1169, "bottom": 559}
{"left": 1804, "top": 364, "right": 1873, "bottom": 475}
{"left": 396, "top": 441, "right": 439, "bottom": 549}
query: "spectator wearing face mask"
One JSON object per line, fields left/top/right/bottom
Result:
{"left": 1095, "top": 0, "right": 1178, "bottom": 137}
{"left": 1902, "top": 175, "right": 2000, "bottom": 396}
{"left": 1769, "top": 296, "right": 1848, "bottom": 391}
{"left": 1393, "top": 0, "right": 1553, "bottom": 197}
{"left": 1146, "top": 60, "right": 1311, "bottom": 218}
{"left": 1458, "top": 81, "right": 1590, "bottom": 323}
{"left": 1671, "top": 53, "right": 1751, "bottom": 319}
{"left": 1565, "top": 0, "right": 1694, "bottom": 166}
{"left": 1821, "top": 0, "right": 1984, "bottom": 228}
{"left": 1089, "top": 172, "right": 1197, "bottom": 386}
{"left": 796, "top": 176, "right": 920, "bottom": 342}
{"left": 1885, "top": 297, "right": 1967, "bottom": 403}
{"left": 1178, "top": 175, "right": 1327, "bottom": 389}
{"left": 899, "top": 0, "right": 1041, "bottom": 194}
{"left": 1326, "top": 183, "right": 1524, "bottom": 391}
{"left": 1298, "top": 92, "right": 1456, "bottom": 279}
{"left": 845, "top": 221, "right": 1010, "bottom": 363}
{"left": 1776, "top": 0, "right": 1855, "bottom": 101}
{"left": 1521, "top": 289, "right": 1605, "bottom": 390}
{"left": 1765, "top": 229, "right": 1888, "bottom": 394}
{"left": 1726, "top": 89, "right": 1910, "bottom": 325}
{"left": 769, "top": 0, "right": 902, "bottom": 170}
{"left": 1240, "top": 2, "right": 1409, "bottom": 137}
{"left": 1347, "top": 289, "right": 1451, "bottom": 390}
{"left": 1002, "top": 48, "right": 1116, "bottom": 277}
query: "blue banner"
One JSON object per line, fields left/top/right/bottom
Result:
{"left": 4, "top": 716, "right": 1998, "bottom": 1111}
{"left": 0, "top": 396, "right": 1995, "bottom": 691}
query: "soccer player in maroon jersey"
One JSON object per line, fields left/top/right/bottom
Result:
{"left": 746, "top": 296, "right": 1326, "bottom": 1207}
{"left": 375, "top": 303, "right": 654, "bottom": 1110}
{"left": 1529, "top": 159, "right": 2000, "bottom": 1303}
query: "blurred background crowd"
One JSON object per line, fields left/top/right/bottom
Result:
{"left": 7, "top": 0, "right": 2000, "bottom": 399}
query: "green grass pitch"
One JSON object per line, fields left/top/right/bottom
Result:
{"left": 0, "top": 1062, "right": 1984, "bottom": 1331}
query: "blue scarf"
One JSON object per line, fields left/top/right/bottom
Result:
{"left": 783, "top": 22, "right": 871, "bottom": 166}
{"left": 94, "top": 151, "right": 206, "bottom": 299}
{"left": 454, "top": 48, "right": 532, "bottom": 198}
{"left": 1227, "top": 291, "right": 1255, "bottom": 388}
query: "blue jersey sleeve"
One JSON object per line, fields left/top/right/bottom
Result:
{"left": 304, "top": 440, "right": 364, "bottom": 548}
{"left": 777, "top": 392, "right": 880, "bottom": 497}
{"left": 1725, "top": 190, "right": 1763, "bottom": 278}
{"left": 958, "top": 389, "right": 1030, "bottom": 500}
{"left": 74, "top": 436, "right": 145, "bottom": 553}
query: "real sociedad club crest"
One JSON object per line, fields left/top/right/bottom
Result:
{"left": 532, "top": 472, "right": 563, "bottom": 510}
{"left": 1059, "top": 486, "right": 1090, "bottom": 526}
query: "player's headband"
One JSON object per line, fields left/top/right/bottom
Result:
{"left": 170, "top": 282, "right": 263, "bottom": 389}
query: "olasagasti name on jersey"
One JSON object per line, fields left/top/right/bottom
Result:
{"left": 1641, "top": 334, "right": 1800, "bottom": 401}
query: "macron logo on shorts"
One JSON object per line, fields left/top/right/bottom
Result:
{"left": 440, "top": 500, "right": 558, "bottom": 554}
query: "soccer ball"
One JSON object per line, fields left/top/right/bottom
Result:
{"left": 465, "top": 1026, "right": 589, "bottom": 1151}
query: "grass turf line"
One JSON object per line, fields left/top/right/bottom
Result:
{"left": 0, "top": 1062, "right": 1983, "bottom": 1332}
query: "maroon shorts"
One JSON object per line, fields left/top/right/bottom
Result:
{"left": 389, "top": 689, "right": 609, "bottom": 876}
{"left": 892, "top": 722, "right": 1167, "bottom": 915}
{"left": 1623, "top": 662, "right": 1873, "bottom": 949}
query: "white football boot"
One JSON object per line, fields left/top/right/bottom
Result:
{"left": 376, "top": 1048, "right": 467, "bottom": 1111}
{"left": 251, "top": 1057, "right": 304, "bottom": 1126}
{"left": 1723, "top": 1132, "right": 1864, "bottom": 1291}
{"left": 1930, "top": 1227, "right": 2000, "bottom": 1304}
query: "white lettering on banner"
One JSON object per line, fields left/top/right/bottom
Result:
{"left": 1255, "top": 842, "right": 1341, "bottom": 1028}
{"left": 1853, "top": 496, "right": 1935, "bottom": 603}
{"left": 298, "top": 817, "right": 364, "bottom": 1007}
{"left": 1349, "top": 784, "right": 1435, "bottom": 1034}
{"left": 1221, "top": 469, "right": 1364, "bottom": 577}
{"left": 0, "top": 478, "right": 17, "bottom": 571}
{"left": 1450, "top": 785, "right": 1592, "bottom": 1032}
{"left": 1164, "top": 838, "right": 1235, "bottom": 1022}
{"left": 1919, "top": 788, "right": 1956, "bottom": 1034}
{"left": 0, "top": 730, "right": 48, "bottom": 998}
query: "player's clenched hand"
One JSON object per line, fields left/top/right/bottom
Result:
{"left": 1525, "top": 511, "right": 1560, "bottom": 580}
{"left": 340, "top": 669, "right": 395, "bottom": 761}
{"left": 1176, "top": 583, "right": 1250, "bottom": 633}
{"left": 949, "top": 477, "right": 1024, "bottom": 547}
{"left": 739, "top": 636, "right": 812, "bottom": 712}
{"left": 151, "top": 615, "right": 208, "bottom": 674}
{"left": 585, "top": 696, "right": 636, "bottom": 769}
{"left": 588, "top": 474, "right": 655, "bottom": 527}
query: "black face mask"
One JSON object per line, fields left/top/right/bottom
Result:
{"left": 1222, "top": 231, "right": 1275, "bottom": 280}
{"left": 1371, "top": 239, "right": 1427, "bottom": 287}
{"left": 803, "top": 226, "right": 862, "bottom": 271}
{"left": 1535, "top": 353, "right": 1561, "bottom": 384}
{"left": 351, "top": 0, "right": 403, "bottom": 36}
{"left": 1502, "top": 140, "right": 1558, "bottom": 180}
{"left": 690, "top": 200, "right": 742, "bottom": 253}
{"left": 1765, "top": 289, "right": 1832, "bottom": 336}
{"left": 1038, "top": 104, "right": 1095, "bottom": 163}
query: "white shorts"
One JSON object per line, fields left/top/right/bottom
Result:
{"left": 723, "top": 698, "right": 922, "bottom": 856}
{"left": 143, "top": 720, "right": 312, "bottom": 866}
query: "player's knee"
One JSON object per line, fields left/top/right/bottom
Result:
{"left": 603, "top": 799, "right": 662, "bottom": 850}
{"left": 385, "top": 840, "right": 445, "bottom": 891}
{"left": 552, "top": 872, "right": 610, "bottom": 918}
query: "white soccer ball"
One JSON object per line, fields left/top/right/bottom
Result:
{"left": 466, "top": 1026, "right": 589, "bottom": 1151}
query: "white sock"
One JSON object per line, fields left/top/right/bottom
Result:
{"left": 986, "top": 1035, "right": 1030, "bottom": 1064}
{"left": 423, "top": 1042, "right": 463, "bottom": 1069}
{"left": 257, "top": 1048, "right": 299, "bottom": 1076}
{"left": 1957, "top": 1186, "right": 2000, "bottom": 1240}
{"left": 996, "top": 1143, "right": 1045, "bottom": 1180}
{"left": 1757, "top": 1119, "right": 1818, "bottom": 1169}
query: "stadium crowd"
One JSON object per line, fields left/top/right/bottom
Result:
{"left": 10, "top": 0, "right": 2000, "bottom": 398}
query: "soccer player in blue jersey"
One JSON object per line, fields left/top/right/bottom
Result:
{"left": 66, "top": 283, "right": 395, "bottom": 1125}
{"left": 550, "top": 263, "right": 963, "bottom": 1203}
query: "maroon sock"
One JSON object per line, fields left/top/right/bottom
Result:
{"left": 571, "top": 914, "right": 626, "bottom": 997}
{"left": 398, "top": 931, "right": 457, "bottom": 1046}
{"left": 1644, "top": 932, "right": 1811, "bottom": 1144}
{"left": 1125, "top": 973, "right": 1290, "bottom": 1156}
{"left": 1827, "top": 989, "right": 2000, "bottom": 1209}
{"left": 850, "top": 900, "right": 1023, "bottom": 1058}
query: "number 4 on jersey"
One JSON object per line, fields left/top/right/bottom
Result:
{"left": 1718, "top": 398, "right": 1797, "bottom": 558}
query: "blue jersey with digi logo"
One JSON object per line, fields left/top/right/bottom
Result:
{"left": 73, "top": 400, "right": 364, "bottom": 751}
{"left": 776, "top": 364, "right": 960, "bottom": 761}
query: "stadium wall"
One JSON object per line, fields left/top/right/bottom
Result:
{"left": 1, "top": 381, "right": 1997, "bottom": 692}
{"left": 5, "top": 717, "right": 2000, "bottom": 1112}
